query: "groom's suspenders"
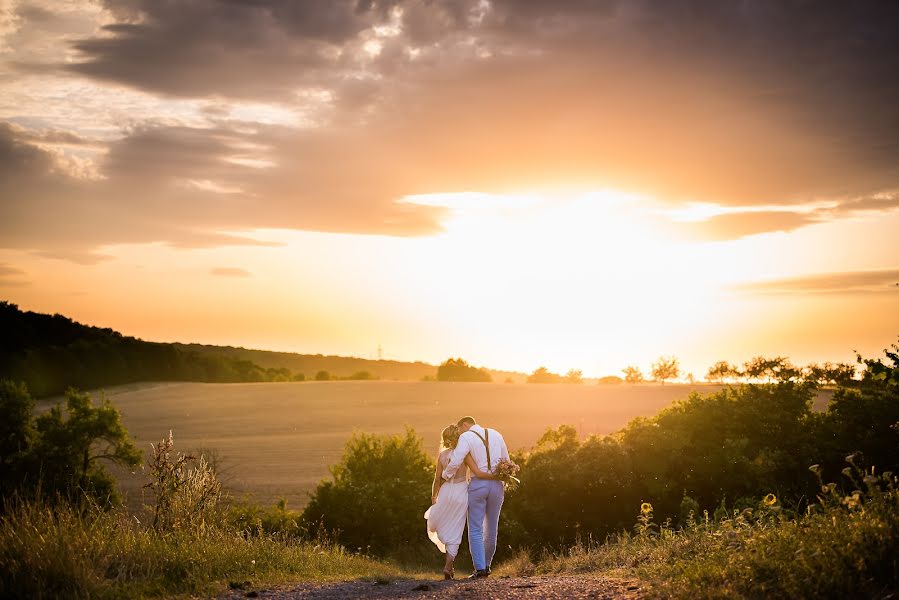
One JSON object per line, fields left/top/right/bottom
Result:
{"left": 471, "top": 428, "right": 492, "bottom": 474}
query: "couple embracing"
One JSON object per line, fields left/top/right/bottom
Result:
{"left": 424, "top": 416, "right": 510, "bottom": 580}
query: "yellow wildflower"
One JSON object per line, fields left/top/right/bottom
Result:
{"left": 640, "top": 502, "right": 653, "bottom": 515}
{"left": 763, "top": 493, "right": 777, "bottom": 506}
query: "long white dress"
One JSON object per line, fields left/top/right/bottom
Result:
{"left": 424, "top": 448, "right": 468, "bottom": 557}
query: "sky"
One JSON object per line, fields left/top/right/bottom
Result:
{"left": 1, "top": 0, "right": 898, "bottom": 378}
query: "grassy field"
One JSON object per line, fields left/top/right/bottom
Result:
{"left": 61, "top": 381, "right": 830, "bottom": 509}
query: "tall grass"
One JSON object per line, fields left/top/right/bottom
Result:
{"left": 0, "top": 497, "right": 406, "bottom": 599}
{"left": 525, "top": 461, "right": 899, "bottom": 598}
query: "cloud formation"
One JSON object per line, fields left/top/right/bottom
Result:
{"left": 2, "top": 0, "right": 898, "bottom": 258}
{"left": 735, "top": 269, "right": 899, "bottom": 295}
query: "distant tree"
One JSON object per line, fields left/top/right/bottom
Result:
{"left": 436, "top": 358, "right": 492, "bottom": 382}
{"left": 564, "top": 369, "right": 584, "bottom": 384}
{"left": 622, "top": 366, "right": 644, "bottom": 384}
{"left": 292, "top": 372, "right": 306, "bottom": 382}
{"left": 346, "top": 371, "right": 376, "bottom": 380}
{"left": 527, "top": 366, "right": 564, "bottom": 384}
{"left": 743, "top": 356, "right": 800, "bottom": 383}
{"left": 504, "top": 377, "right": 514, "bottom": 384}
{"left": 685, "top": 372, "right": 695, "bottom": 384}
{"left": 804, "top": 362, "right": 856, "bottom": 386}
{"left": 315, "top": 370, "right": 332, "bottom": 381}
{"left": 651, "top": 356, "right": 680, "bottom": 384}
{"left": 706, "top": 360, "right": 740, "bottom": 383}
{"left": 597, "top": 375, "right": 624, "bottom": 385}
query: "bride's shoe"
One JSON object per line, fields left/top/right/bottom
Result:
{"left": 443, "top": 569, "right": 454, "bottom": 580}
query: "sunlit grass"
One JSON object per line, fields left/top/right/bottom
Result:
{"left": 0, "top": 498, "right": 408, "bottom": 599}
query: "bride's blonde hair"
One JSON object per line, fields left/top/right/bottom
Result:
{"left": 439, "top": 424, "right": 461, "bottom": 451}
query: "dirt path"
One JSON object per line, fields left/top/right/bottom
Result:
{"left": 222, "top": 575, "right": 644, "bottom": 599}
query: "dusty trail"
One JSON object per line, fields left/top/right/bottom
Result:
{"left": 222, "top": 574, "right": 644, "bottom": 599}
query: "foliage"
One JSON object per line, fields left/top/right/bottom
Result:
{"left": 564, "top": 369, "right": 584, "bottom": 384}
{"left": 597, "top": 375, "right": 623, "bottom": 385}
{"left": 144, "top": 432, "right": 222, "bottom": 533}
{"left": 0, "top": 496, "right": 405, "bottom": 600}
{"left": 531, "top": 459, "right": 899, "bottom": 599}
{"left": 0, "top": 382, "right": 141, "bottom": 506}
{"left": 622, "top": 366, "right": 644, "bottom": 384}
{"left": 301, "top": 428, "right": 433, "bottom": 556}
{"left": 527, "top": 366, "right": 564, "bottom": 383}
{"left": 0, "top": 302, "right": 289, "bottom": 397}
{"left": 705, "top": 360, "right": 738, "bottom": 383}
{"left": 315, "top": 370, "right": 333, "bottom": 381}
{"left": 436, "top": 358, "right": 492, "bottom": 382}
{"left": 650, "top": 356, "right": 680, "bottom": 384}
{"left": 501, "top": 341, "right": 899, "bottom": 549}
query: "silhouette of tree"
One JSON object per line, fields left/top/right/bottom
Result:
{"left": 651, "top": 356, "right": 680, "bottom": 384}
{"left": 564, "top": 369, "right": 584, "bottom": 384}
{"left": 527, "top": 366, "right": 564, "bottom": 383}
{"left": 622, "top": 366, "right": 644, "bottom": 384}
{"left": 436, "top": 358, "right": 492, "bottom": 382}
{"left": 707, "top": 360, "right": 740, "bottom": 383}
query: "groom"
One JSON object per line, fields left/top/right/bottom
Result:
{"left": 443, "top": 415, "right": 510, "bottom": 579}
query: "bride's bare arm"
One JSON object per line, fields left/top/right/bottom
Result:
{"left": 465, "top": 454, "right": 496, "bottom": 480}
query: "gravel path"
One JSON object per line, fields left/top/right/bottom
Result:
{"left": 221, "top": 575, "right": 644, "bottom": 599}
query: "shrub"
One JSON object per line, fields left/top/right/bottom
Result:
{"left": 301, "top": 428, "right": 433, "bottom": 556}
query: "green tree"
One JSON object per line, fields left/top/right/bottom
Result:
{"left": 0, "top": 380, "right": 36, "bottom": 496}
{"left": 651, "top": 356, "right": 680, "bottom": 384}
{"left": 315, "top": 370, "right": 332, "bottom": 381}
{"left": 622, "top": 366, "right": 644, "bottom": 384}
{"left": 436, "top": 358, "right": 492, "bottom": 382}
{"left": 301, "top": 428, "right": 433, "bottom": 555}
{"left": 33, "top": 388, "right": 142, "bottom": 505}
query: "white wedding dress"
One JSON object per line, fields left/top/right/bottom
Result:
{"left": 424, "top": 448, "right": 468, "bottom": 557}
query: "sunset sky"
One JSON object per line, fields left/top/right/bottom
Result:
{"left": 2, "top": 0, "right": 898, "bottom": 377}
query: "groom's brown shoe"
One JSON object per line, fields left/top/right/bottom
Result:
{"left": 467, "top": 570, "right": 489, "bottom": 580}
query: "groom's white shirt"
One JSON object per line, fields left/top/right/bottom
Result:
{"left": 443, "top": 424, "right": 509, "bottom": 480}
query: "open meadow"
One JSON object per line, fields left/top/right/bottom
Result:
{"left": 76, "top": 381, "right": 833, "bottom": 509}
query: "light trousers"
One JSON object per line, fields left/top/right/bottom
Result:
{"left": 466, "top": 478, "right": 504, "bottom": 571}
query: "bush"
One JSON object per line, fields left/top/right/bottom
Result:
{"left": 436, "top": 358, "right": 492, "bottom": 382}
{"left": 301, "top": 428, "right": 433, "bottom": 556}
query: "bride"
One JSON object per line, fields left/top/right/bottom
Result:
{"left": 424, "top": 424, "right": 495, "bottom": 579}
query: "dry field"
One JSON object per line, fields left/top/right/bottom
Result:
{"left": 88, "top": 381, "right": 829, "bottom": 509}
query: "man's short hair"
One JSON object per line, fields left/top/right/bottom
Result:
{"left": 457, "top": 416, "right": 476, "bottom": 427}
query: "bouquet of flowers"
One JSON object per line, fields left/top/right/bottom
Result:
{"left": 493, "top": 458, "right": 521, "bottom": 491}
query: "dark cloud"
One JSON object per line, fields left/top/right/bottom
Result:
{"left": 65, "top": 0, "right": 405, "bottom": 99}
{"left": 210, "top": 267, "right": 252, "bottom": 277}
{"left": 735, "top": 268, "right": 899, "bottom": 295}
{"left": 4, "top": 1, "right": 899, "bottom": 258}
{"left": 0, "top": 121, "right": 445, "bottom": 260}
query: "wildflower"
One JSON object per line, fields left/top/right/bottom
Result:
{"left": 640, "top": 502, "right": 653, "bottom": 515}
{"left": 763, "top": 493, "right": 777, "bottom": 506}
{"left": 841, "top": 467, "right": 853, "bottom": 477}
{"left": 845, "top": 452, "right": 858, "bottom": 464}
{"left": 863, "top": 475, "right": 878, "bottom": 485}
{"left": 841, "top": 491, "right": 861, "bottom": 509}
{"left": 808, "top": 464, "right": 821, "bottom": 475}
